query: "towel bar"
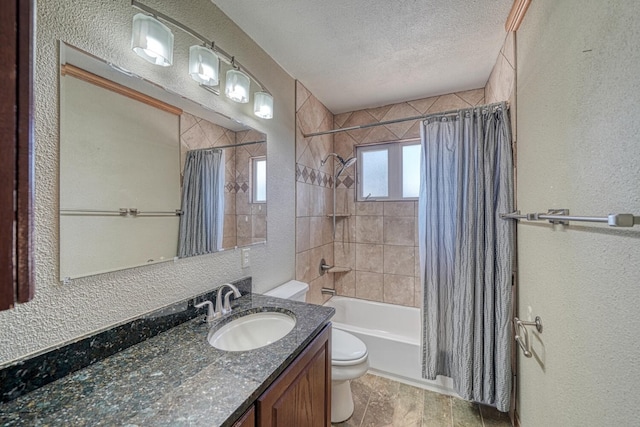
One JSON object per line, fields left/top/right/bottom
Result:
{"left": 514, "top": 316, "right": 542, "bottom": 358}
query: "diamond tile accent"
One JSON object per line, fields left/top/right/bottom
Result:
{"left": 342, "top": 176, "right": 354, "bottom": 188}
{"left": 301, "top": 167, "right": 309, "bottom": 182}
{"left": 309, "top": 170, "right": 316, "bottom": 184}
{"left": 234, "top": 183, "right": 240, "bottom": 192}
{"left": 241, "top": 183, "right": 249, "bottom": 192}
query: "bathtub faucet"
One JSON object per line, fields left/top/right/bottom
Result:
{"left": 321, "top": 288, "right": 336, "bottom": 296}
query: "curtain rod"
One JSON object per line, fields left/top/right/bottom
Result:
{"left": 303, "top": 101, "right": 508, "bottom": 138}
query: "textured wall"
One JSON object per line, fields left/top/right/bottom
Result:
{"left": 516, "top": 0, "right": 640, "bottom": 424}
{"left": 0, "top": 0, "right": 295, "bottom": 366}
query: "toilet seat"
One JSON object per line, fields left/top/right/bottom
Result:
{"left": 332, "top": 329, "right": 368, "bottom": 366}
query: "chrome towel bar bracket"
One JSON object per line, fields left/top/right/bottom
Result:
{"left": 514, "top": 316, "right": 543, "bottom": 358}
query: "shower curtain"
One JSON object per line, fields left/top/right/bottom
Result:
{"left": 419, "top": 102, "right": 514, "bottom": 411}
{"left": 178, "top": 148, "right": 225, "bottom": 257}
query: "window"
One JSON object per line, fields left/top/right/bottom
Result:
{"left": 356, "top": 140, "right": 421, "bottom": 201}
{"left": 251, "top": 156, "right": 266, "bottom": 203}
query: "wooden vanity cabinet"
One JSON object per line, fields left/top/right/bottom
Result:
{"left": 256, "top": 324, "right": 331, "bottom": 427}
{"left": 233, "top": 406, "right": 255, "bottom": 427}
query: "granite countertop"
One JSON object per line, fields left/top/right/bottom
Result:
{"left": 0, "top": 294, "right": 335, "bottom": 427}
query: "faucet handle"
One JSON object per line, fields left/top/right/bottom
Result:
{"left": 194, "top": 300, "right": 217, "bottom": 323}
{"left": 216, "top": 283, "right": 242, "bottom": 316}
{"left": 223, "top": 290, "right": 239, "bottom": 314}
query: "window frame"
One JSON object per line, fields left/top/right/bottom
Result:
{"left": 356, "top": 139, "right": 421, "bottom": 202}
{"left": 250, "top": 156, "right": 267, "bottom": 203}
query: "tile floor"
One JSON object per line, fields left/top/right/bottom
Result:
{"left": 332, "top": 374, "right": 512, "bottom": 427}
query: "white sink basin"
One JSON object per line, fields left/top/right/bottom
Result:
{"left": 208, "top": 311, "right": 296, "bottom": 352}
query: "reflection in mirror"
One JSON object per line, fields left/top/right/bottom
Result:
{"left": 59, "top": 43, "right": 267, "bottom": 280}
{"left": 178, "top": 115, "right": 267, "bottom": 255}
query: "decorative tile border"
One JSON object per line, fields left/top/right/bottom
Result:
{"left": 295, "top": 164, "right": 356, "bottom": 189}
{"left": 225, "top": 181, "right": 250, "bottom": 193}
{"left": 0, "top": 278, "right": 252, "bottom": 403}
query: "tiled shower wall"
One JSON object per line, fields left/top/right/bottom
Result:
{"left": 180, "top": 113, "right": 266, "bottom": 249}
{"left": 295, "top": 80, "right": 507, "bottom": 308}
{"left": 331, "top": 88, "right": 486, "bottom": 308}
{"left": 485, "top": 32, "right": 516, "bottom": 115}
{"left": 485, "top": 32, "right": 517, "bottom": 195}
{"left": 295, "top": 82, "right": 335, "bottom": 305}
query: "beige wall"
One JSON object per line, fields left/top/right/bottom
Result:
{"left": 516, "top": 0, "right": 640, "bottom": 424}
{"left": 0, "top": 0, "right": 295, "bottom": 366}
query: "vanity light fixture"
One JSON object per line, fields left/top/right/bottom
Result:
{"left": 131, "top": 1, "right": 274, "bottom": 118}
{"left": 189, "top": 44, "right": 219, "bottom": 86}
{"left": 131, "top": 13, "right": 174, "bottom": 67}
{"left": 225, "top": 60, "right": 250, "bottom": 103}
{"left": 253, "top": 91, "right": 274, "bottom": 119}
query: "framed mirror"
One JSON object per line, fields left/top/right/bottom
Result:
{"left": 59, "top": 43, "right": 267, "bottom": 281}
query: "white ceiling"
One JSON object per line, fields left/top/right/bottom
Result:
{"left": 212, "top": 0, "right": 513, "bottom": 114}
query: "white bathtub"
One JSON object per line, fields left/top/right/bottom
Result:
{"left": 324, "top": 296, "right": 456, "bottom": 396}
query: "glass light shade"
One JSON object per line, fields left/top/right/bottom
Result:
{"left": 253, "top": 92, "right": 274, "bottom": 119}
{"left": 189, "top": 45, "right": 219, "bottom": 86}
{"left": 131, "top": 13, "right": 174, "bottom": 67}
{"left": 225, "top": 69, "right": 250, "bottom": 103}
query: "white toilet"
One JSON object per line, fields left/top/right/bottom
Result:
{"left": 264, "top": 280, "right": 369, "bottom": 423}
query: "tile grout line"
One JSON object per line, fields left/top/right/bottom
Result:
{"left": 358, "top": 375, "right": 377, "bottom": 427}
{"left": 450, "top": 396, "right": 454, "bottom": 427}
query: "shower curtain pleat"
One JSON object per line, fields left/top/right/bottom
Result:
{"left": 178, "top": 148, "right": 225, "bottom": 258}
{"left": 419, "top": 103, "right": 514, "bottom": 411}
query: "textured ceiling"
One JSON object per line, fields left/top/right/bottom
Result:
{"left": 211, "top": 0, "right": 513, "bottom": 114}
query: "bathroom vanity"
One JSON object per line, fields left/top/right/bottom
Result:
{"left": 238, "top": 324, "right": 330, "bottom": 427}
{"left": 0, "top": 293, "right": 334, "bottom": 427}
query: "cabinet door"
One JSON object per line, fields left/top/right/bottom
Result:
{"left": 257, "top": 324, "right": 331, "bottom": 427}
{"left": 233, "top": 405, "right": 255, "bottom": 427}
{"left": 0, "top": 0, "right": 34, "bottom": 311}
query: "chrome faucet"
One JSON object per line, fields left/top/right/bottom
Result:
{"left": 194, "top": 283, "right": 242, "bottom": 324}
{"left": 216, "top": 283, "right": 242, "bottom": 316}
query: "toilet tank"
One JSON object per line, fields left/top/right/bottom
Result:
{"left": 263, "top": 280, "right": 309, "bottom": 302}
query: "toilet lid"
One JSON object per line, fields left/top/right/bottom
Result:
{"left": 332, "top": 329, "right": 367, "bottom": 362}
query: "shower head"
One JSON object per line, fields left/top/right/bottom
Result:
{"left": 335, "top": 156, "right": 356, "bottom": 179}
{"left": 342, "top": 157, "right": 357, "bottom": 168}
